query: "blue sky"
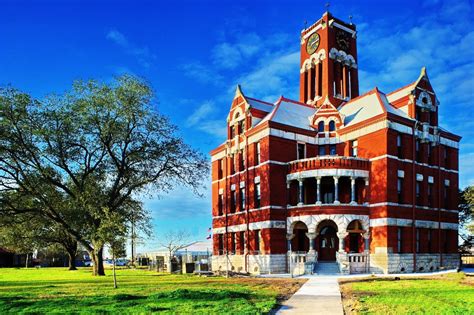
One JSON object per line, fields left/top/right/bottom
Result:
{"left": 0, "top": 0, "right": 473, "bottom": 251}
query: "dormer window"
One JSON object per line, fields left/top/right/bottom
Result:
{"left": 329, "top": 120, "right": 336, "bottom": 131}
{"left": 318, "top": 121, "right": 325, "bottom": 132}
{"left": 230, "top": 125, "right": 235, "bottom": 138}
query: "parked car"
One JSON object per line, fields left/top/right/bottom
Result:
{"left": 83, "top": 260, "right": 93, "bottom": 267}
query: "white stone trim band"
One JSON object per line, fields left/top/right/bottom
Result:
{"left": 213, "top": 220, "right": 286, "bottom": 234}
{"left": 370, "top": 218, "right": 458, "bottom": 230}
{"left": 369, "top": 154, "right": 458, "bottom": 173}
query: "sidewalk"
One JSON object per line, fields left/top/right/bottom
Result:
{"left": 275, "top": 276, "right": 343, "bottom": 315}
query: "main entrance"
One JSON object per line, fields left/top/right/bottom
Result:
{"left": 317, "top": 220, "right": 338, "bottom": 261}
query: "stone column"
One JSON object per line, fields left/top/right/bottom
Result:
{"left": 286, "top": 233, "right": 295, "bottom": 253}
{"left": 298, "top": 179, "right": 304, "bottom": 206}
{"left": 364, "top": 178, "right": 369, "bottom": 205}
{"left": 333, "top": 176, "right": 340, "bottom": 205}
{"left": 316, "top": 176, "right": 321, "bottom": 205}
{"left": 306, "top": 232, "right": 317, "bottom": 263}
{"left": 286, "top": 180, "right": 291, "bottom": 207}
{"left": 305, "top": 233, "right": 317, "bottom": 253}
{"left": 350, "top": 176, "right": 357, "bottom": 205}
{"left": 363, "top": 232, "right": 370, "bottom": 253}
{"left": 338, "top": 232, "right": 348, "bottom": 253}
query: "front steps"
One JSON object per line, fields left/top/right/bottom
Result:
{"left": 314, "top": 261, "right": 340, "bottom": 275}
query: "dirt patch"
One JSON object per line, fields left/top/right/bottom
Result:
{"left": 340, "top": 283, "right": 375, "bottom": 315}
{"left": 227, "top": 278, "right": 307, "bottom": 302}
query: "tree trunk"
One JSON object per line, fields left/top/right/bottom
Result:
{"left": 67, "top": 251, "right": 77, "bottom": 270}
{"left": 90, "top": 245, "right": 105, "bottom": 276}
{"left": 66, "top": 241, "right": 78, "bottom": 271}
{"left": 25, "top": 253, "right": 29, "bottom": 268}
{"left": 112, "top": 252, "right": 117, "bottom": 289}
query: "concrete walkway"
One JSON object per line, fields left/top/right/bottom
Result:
{"left": 276, "top": 276, "right": 343, "bottom": 315}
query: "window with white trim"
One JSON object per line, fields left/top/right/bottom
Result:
{"left": 297, "top": 143, "right": 306, "bottom": 160}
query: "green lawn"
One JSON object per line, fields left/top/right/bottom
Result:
{"left": 0, "top": 267, "right": 304, "bottom": 314}
{"left": 340, "top": 272, "right": 474, "bottom": 314}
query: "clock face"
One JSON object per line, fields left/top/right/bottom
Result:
{"left": 306, "top": 33, "right": 320, "bottom": 55}
{"left": 336, "top": 30, "right": 350, "bottom": 51}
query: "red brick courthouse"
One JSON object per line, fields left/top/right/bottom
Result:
{"left": 211, "top": 12, "right": 460, "bottom": 274}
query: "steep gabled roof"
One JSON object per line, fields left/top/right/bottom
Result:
{"left": 338, "top": 88, "right": 411, "bottom": 127}
{"left": 246, "top": 97, "right": 274, "bottom": 113}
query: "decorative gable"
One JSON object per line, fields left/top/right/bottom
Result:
{"left": 309, "top": 96, "right": 344, "bottom": 132}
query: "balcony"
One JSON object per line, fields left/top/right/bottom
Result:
{"left": 286, "top": 156, "right": 370, "bottom": 207}
{"left": 288, "top": 156, "right": 370, "bottom": 174}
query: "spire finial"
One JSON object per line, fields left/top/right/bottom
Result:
{"left": 349, "top": 15, "right": 353, "bottom": 25}
{"left": 325, "top": 2, "right": 330, "bottom": 11}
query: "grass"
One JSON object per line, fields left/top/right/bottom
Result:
{"left": 0, "top": 267, "right": 305, "bottom": 314}
{"left": 339, "top": 272, "right": 474, "bottom": 314}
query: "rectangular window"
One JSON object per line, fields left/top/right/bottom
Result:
{"left": 239, "top": 231, "right": 245, "bottom": 254}
{"left": 444, "top": 186, "right": 449, "bottom": 209}
{"left": 397, "top": 178, "right": 404, "bottom": 203}
{"left": 351, "top": 140, "right": 358, "bottom": 157}
{"left": 443, "top": 230, "right": 449, "bottom": 253}
{"left": 428, "top": 183, "right": 433, "bottom": 207}
{"left": 218, "top": 194, "right": 223, "bottom": 216}
{"left": 230, "top": 125, "right": 235, "bottom": 138}
{"left": 297, "top": 143, "right": 305, "bottom": 160}
{"left": 428, "top": 229, "right": 432, "bottom": 253}
{"left": 239, "top": 151, "right": 245, "bottom": 170}
{"left": 255, "top": 230, "right": 260, "bottom": 253}
{"left": 230, "top": 155, "right": 235, "bottom": 175}
{"left": 255, "top": 142, "right": 261, "bottom": 165}
{"left": 319, "top": 145, "right": 326, "bottom": 156}
{"left": 240, "top": 189, "right": 246, "bottom": 210}
{"left": 444, "top": 147, "right": 448, "bottom": 168}
{"left": 231, "top": 233, "right": 236, "bottom": 254}
{"left": 238, "top": 120, "right": 245, "bottom": 134}
{"left": 416, "top": 228, "right": 420, "bottom": 253}
{"left": 397, "top": 227, "right": 403, "bottom": 253}
{"left": 416, "top": 140, "right": 421, "bottom": 162}
{"left": 397, "top": 134, "right": 403, "bottom": 158}
{"left": 427, "top": 145, "right": 432, "bottom": 164}
{"left": 218, "top": 159, "right": 223, "bottom": 179}
{"left": 329, "top": 144, "right": 336, "bottom": 156}
{"left": 254, "top": 183, "right": 261, "bottom": 208}
{"left": 218, "top": 234, "right": 224, "bottom": 254}
{"left": 416, "top": 182, "right": 421, "bottom": 205}
{"left": 231, "top": 190, "right": 236, "bottom": 213}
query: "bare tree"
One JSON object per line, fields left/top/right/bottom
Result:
{"left": 159, "top": 230, "right": 190, "bottom": 272}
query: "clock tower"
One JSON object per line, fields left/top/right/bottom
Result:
{"left": 299, "top": 12, "right": 359, "bottom": 107}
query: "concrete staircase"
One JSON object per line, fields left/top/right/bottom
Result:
{"left": 315, "top": 261, "right": 340, "bottom": 275}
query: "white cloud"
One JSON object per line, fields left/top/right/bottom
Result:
{"left": 185, "top": 101, "right": 227, "bottom": 138}
{"left": 106, "top": 29, "right": 156, "bottom": 69}
{"left": 186, "top": 101, "right": 214, "bottom": 126}
{"left": 236, "top": 51, "right": 299, "bottom": 101}
{"left": 181, "top": 62, "right": 223, "bottom": 85}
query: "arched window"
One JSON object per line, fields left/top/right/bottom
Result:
{"left": 329, "top": 120, "right": 336, "bottom": 131}
{"left": 318, "top": 121, "right": 324, "bottom": 132}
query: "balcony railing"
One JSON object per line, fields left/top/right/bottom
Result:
{"left": 288, "top": 156, "right": 370, "bottom": 174}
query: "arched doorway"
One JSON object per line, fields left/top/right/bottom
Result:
{"left": 347, "top": 220, "right": 365, "bottom": 253}
{"left": 291, "top": 222, "right": 309, "bottom": 253}
{"left": 317, "top": 220, "right": 338, "bottom": 261}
